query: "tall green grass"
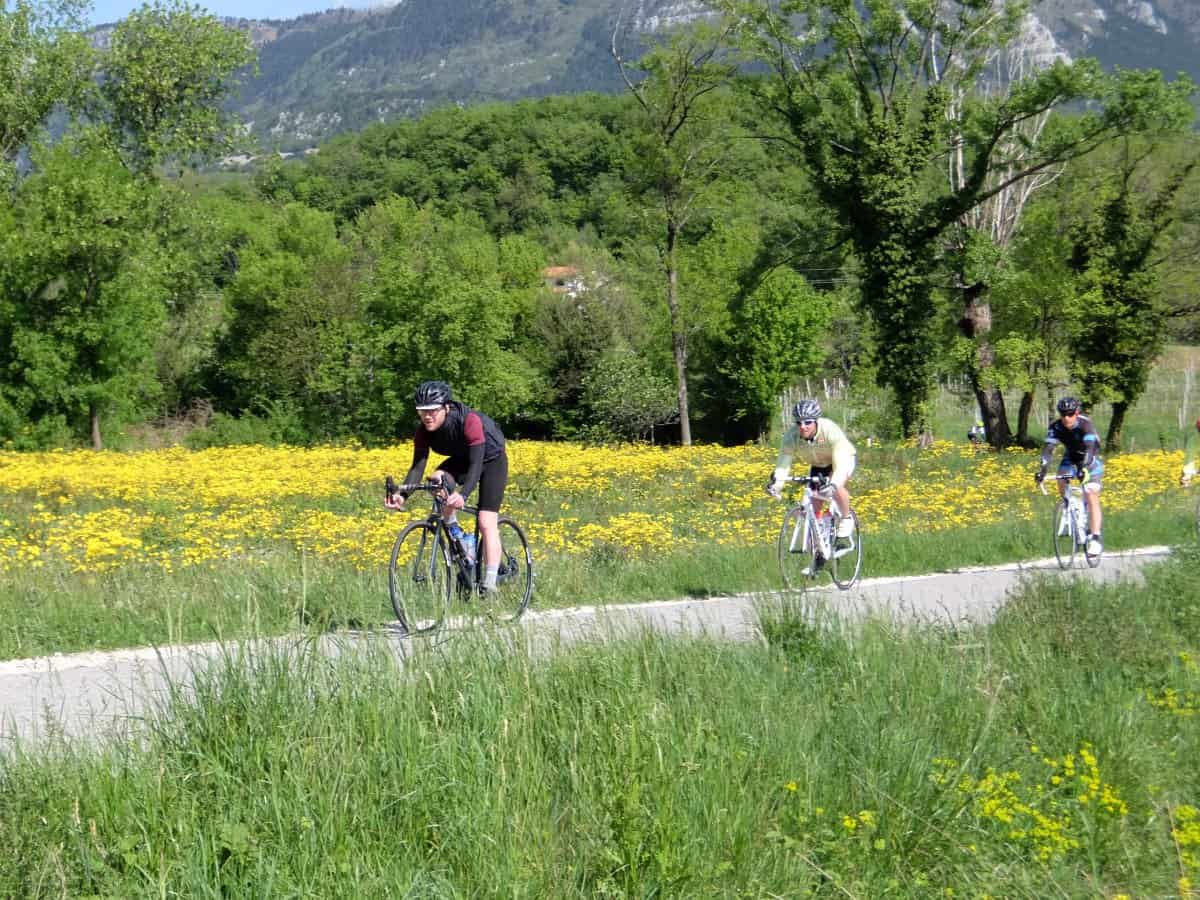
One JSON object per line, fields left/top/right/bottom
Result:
{"left": 3, "top": 551, "right": 1198, "bottom": 896}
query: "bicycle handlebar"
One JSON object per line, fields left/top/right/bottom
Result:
{"left": 781, "top": 475, "right": 836, "bottom": 498}
{"left": 1039, "top": 472, "right": 1089, "bottom": 496}
{"left": 384, "top": 476, "right": 448, "bottom": 500}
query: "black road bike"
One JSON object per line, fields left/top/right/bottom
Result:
{"left": 385, "top": 476, "right": 533, "bottom": 636}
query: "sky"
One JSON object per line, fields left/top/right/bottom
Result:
{"left": 88, "top": 0, "right": 379, "bottom": 27}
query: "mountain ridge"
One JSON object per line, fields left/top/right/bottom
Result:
{"left": 197, "top": 0, "right": 1200, "bottom": 149}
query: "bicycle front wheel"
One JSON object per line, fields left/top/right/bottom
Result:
{"left": 830, "top": 510, "right": 863, "bottom": 590}
{"left": 485, "top": 517, "right": 533, "bottom": 624}
{"left": 778, "top": 506, "right": 818, "bottom": 591}
{"left": 389, "top": 522, "right": 452, "bottom": 636}
{"left": 1052, "top": 502, "right": 1075, "bottom": 570}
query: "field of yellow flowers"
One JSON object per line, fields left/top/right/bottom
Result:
{"left": 0, "top": 440, "right": 1188, "bottom": 577}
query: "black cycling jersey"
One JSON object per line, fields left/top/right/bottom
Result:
{"left": 402, "top": 401, "right": 506, "bottom": 501}
{"left": 1040, "top": 414, "right": 1100, "bottom": 468}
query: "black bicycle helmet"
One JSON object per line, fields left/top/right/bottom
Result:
{"left": 414, "top": 380, "right": 452, "bottom": 409}
{"left": 1056, "top": 396, "right": 1081, "bottom": 416}
{"left": 792, "top": 399, "right": 822, "bottom": 422}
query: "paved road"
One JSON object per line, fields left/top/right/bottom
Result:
{"left": 0, "top": 546, "right": 1171, "bottom": 750}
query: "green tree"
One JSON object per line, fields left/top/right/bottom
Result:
{"left": 528, "top": 245, "right": 649, "bottom": 437}
{"left": 717, "top": 267, "right": 832, "bottom": 437}
{"left": 0, "top": 0, "right": 92, "bottom": 182}
{"left": 0, "top": 139, "right": 165, "bottom": 448}
{"left": 723, "top": 0, "right": 1197, "bottom": 437}
{"left": 984, "top": 200, "right": 1080, "bottom": 445}
{"left": 613, "top": 21, "right": 738, "bottom": 445}
{"left": 94, "top": 0, "right": 256, "bottom": 174}
{"left": 351, "top": 198, "right": 541, "bottom": 437}
{"left": 212, "top": 200, "right": 354, "bottom": 431}
{"left": 580, "top": 348, "right": 679, "bottom": 443}
{"left": 0, "top": 1, "right": 257, "bottom": 447}
{"left": 1068, "top": 140, "right": 1200, "bottom": 451}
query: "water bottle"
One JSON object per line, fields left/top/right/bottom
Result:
{"left": 448, "top": 522, "right": 475, "bottom": 562}
{"left": 819, "top": 510, "right": 834, "bottom": 554}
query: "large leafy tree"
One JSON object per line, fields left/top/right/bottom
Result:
{"left": 210, "top": 200, "right": 354, "bottom": 430}
{"left": 613, "top": 21, "right": 739, "bottom": 445}
{"left": 0, "top": 0, "right": 255, "bottom": 447}
{"left": 0, "top": 138, "right": 164, "bottom": 447}
{"left": 94, "top": 0, "right": 256, "bottom": 174}
{"left": 722, "top": 0, "right": 1197, "bottom": 437}
{"left": 0, "top": 0, "right": 92, "bottom": 182}
{"left": 1068, "top": 139, "right": 1200, "bottom": 451}
{"left": 351, "top": 198, "right": 542, "bottom": 438}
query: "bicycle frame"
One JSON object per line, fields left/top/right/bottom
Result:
{"left": 388, "top": 479, "right": 481, "bottom": 591}
{"left": 783, "top": 476, "right": 836, "bottom": 560}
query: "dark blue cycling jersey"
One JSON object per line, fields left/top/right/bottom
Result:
{"left": 1040, "top": 414, "right": 1100, "bottom": 470}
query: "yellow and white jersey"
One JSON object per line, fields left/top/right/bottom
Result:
{"left": 773, "top": 417, "right": 856, "bottom": 485}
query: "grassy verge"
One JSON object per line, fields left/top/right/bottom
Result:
{"left": 3, "top": 551, "right": 1198, "bottom": 896}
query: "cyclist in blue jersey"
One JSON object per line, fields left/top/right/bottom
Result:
{"left": 1034, "top": 396, "right": 1103, "bottom": 557}
{"left": 385, "top": 380, "right": 509, "bottom": 594}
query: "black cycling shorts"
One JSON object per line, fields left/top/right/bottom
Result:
{"left": 439, "top": 453, "right": 508, "bottom": 513}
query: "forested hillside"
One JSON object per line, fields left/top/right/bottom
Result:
{"left": 3, "top": 0, "right": 1199, "bottom": 453}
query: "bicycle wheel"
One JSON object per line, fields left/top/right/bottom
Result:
{"left": 389, "top": 521, "right": 451, "bottom": 636}
{"left": 1052, "top": 502, "right": 1076, "bottom": 569}
{"left": 483, "top": 517, "right": 533, "bottom": 623}
{"left": 778, "top": 505, "right": 819, "bottom": 591}
{"left": 830, "top": 510, "right": 863, "bottom": 590}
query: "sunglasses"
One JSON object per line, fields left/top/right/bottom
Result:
{"left": 796, "top": 419, "right": 817, "bottom": 427}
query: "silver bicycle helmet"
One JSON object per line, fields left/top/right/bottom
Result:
{"left": 792, "top": 399, "right": 822, "bottom": 422}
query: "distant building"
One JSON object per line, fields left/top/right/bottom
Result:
{"left": 542, "top": 265, "right": 585, "bottom": 297}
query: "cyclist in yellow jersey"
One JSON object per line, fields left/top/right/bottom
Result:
{"left": 766, "top": 398, "right": 857, "bottom": 547}
{"left": 1181, "top": 417, "right": 1200, "bottom": 485}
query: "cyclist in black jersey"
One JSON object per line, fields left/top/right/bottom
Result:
{"left": 1034, "top": 396, "right": 1103, "bottom": 556}
{"left": 384, "top": 380, "right": 509, "bottom": 593}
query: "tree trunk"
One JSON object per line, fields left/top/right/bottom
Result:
{"left": 1105, "top": 400, "right": 1128, "bottom": 454}
{"left": 974, "top": 386, "right": 1011, "bottom": 447}
{"left": 1016, "top": 390, "right": 1035, "bottom": 446}
{"left": 959, "top": 281, "right": 1012, "bottom": 447}
{"left": 665, "top": 220, "right": 692, "bottom": 445}
{"left": 90, "top": 402, "right": 103, "bottom": 450}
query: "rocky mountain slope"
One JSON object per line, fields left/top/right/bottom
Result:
{"left": 214, "top": 0, "right": 1199, "bottom": 149}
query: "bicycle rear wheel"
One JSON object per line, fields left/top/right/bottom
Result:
{"left": 1052, "top": 502, "right": 1076, "bottom": 569}
{"left": 830, "top": 510, "right": 863, "bottom": 590}
{"left": 483, "top": 517, "right": 533, "bottom": 624}
{"left": 778, "top": 506, "right": 819, "bottom": 591}
{"left": 389, "top": 522, "right": 451, "bottom": 636}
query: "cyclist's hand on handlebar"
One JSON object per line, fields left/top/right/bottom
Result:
{"left": 1033, "top": 469, "right": 1045, "bottom": 485}
{"left": 442, "top": 490, "right": 465, "bottom": 511}
{"left": 765, "top": 477, "right": 782, "bottom": 499}
{"left": 383, "top": 475, "right": 405, "bottom": 509}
